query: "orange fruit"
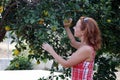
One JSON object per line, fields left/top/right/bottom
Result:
{"left": 63, "top": 18, "right": 72, "bottom": 27}
{"left": 107, "top": 19, "right": 111, "bottom": 23}
{"left": 0, "top": 6, "right": 3, "bottom": 13}
{"left": 51, "top": 26, "right": 57, "bottom": 31}
{"left": 37, "top": 60, "right": 40, "bottom": 64}
{"left": 63, "top": 18, "right": 70, "bottom": 23}
{"left": 15, "top": 63, "right": 19, "bottom": 68}
{"left": 38, "top": 19, "right": 44, "bottom": 24}
{"left": 13, "top": 49, "right": 20, "bottom": 56}
{"left": 5, "top": 26, "right": 11, "bottom": 31}
{"left": 43, "top": 10, "right": 49, "bottom": 16}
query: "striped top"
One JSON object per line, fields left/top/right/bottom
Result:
{"left": 71, "top": 47, "right": 95, "bottom": 80}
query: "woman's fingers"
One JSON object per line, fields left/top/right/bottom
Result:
{"left": 69, "top": 18, "right": 72, "bottom": 23}
{"left": 42, "top": 43, "right": 48, "bottom": 50}
{"left": 42, "top": 42, "right": 51, "bottom": 50}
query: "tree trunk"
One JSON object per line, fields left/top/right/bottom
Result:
{"left": 0, "top": 27, "right": 6, "bottom": 42}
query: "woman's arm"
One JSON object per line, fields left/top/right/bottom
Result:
{"left": 42, "top": 43, "right": 91, "bottom": 68}
{"left": 63, "top": 18, "right": 81, "bottom": 49}
{"left": 65, "top": 27, "right": 81, "bottom": 49}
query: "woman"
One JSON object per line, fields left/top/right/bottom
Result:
{"left": 42, "top": 16, "right": 101, "bottom": 80}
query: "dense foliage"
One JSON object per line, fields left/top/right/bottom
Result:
{"left": 0, "top": 0, "right": 120, "bottom": 80}
{"left": 6, "top": 55, "right": 33, "bottom": 70}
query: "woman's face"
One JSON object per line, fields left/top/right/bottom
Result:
{"left": 73, "top": 20, "right": 83, "bottom": 38}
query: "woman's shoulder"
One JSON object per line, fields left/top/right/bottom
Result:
{"left": 78, "top": 45, "right": 93, "bottom": 53}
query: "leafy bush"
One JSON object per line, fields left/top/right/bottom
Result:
{"left": 6, "top": 55, "right": 33, "bottom": 70}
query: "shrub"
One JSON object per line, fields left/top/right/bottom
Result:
{"left": 6, "top": 55, "right": 33, "bottom": 70}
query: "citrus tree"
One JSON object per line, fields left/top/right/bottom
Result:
{"left": 0, "top": 0, "right": 120, "bottom": 80}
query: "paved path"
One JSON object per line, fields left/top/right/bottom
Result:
{"left": 0, "top": 70, "right": 119, "bottom": 80}
{"left": 0, "top": 70, "right": 68, "bottom": 80}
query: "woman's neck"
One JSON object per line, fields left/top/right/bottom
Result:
{"left": 79, "top": 36, "right": 87, "bottom": 45}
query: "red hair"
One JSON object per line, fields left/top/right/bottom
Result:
{"left": 80, "top": 16, "right": 102, "bottom": 51}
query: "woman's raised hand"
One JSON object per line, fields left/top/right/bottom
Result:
{"left": 63, "top": 18, "right": 72, "bottom": 27}
{"left": 42, "top": 43, "right": 54, "bottom": 54}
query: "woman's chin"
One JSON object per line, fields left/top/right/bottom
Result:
{"left": 74, "top": 34, "right": 81, "bottom": 38}
{"left": 74, "top": 34, "right": 78, "bottom": 37}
